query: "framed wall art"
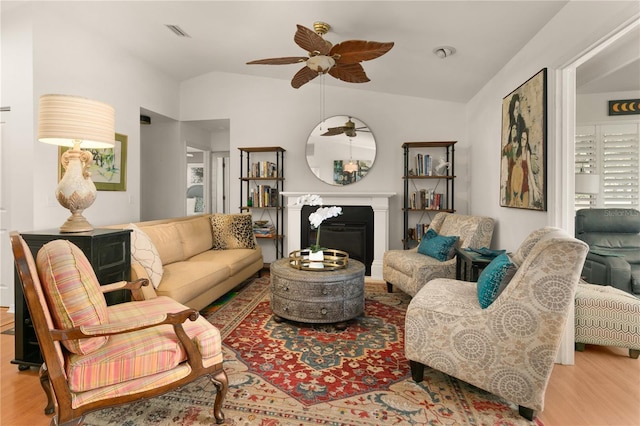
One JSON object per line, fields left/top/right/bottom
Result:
{"left": 500, "top": 68, "right": 547, "bottom": 211}
{"left": 58, "top": 133, "right": 128, "bottom": 191}
{"left": 187, "top": 163, "right": 204, "bottom": 185}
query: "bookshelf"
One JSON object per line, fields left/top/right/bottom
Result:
{"left": 402, "top": 141, "right": 456, "bottom": 249}
{"left": 239, "top": 146, "right": 285, "bottom": 258}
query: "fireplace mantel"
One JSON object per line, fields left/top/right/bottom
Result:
{"left": 281, "top": 192, "right": 396, "bottom": 279}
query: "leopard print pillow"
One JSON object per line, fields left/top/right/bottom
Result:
{"left": 210, "top": 213, "right": 257, "bottom": 250}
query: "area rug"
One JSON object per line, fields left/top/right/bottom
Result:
{"left": 84, "top": 275, "right": 541, "bottom": 425}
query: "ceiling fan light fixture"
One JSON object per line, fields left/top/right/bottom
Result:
{"left": 433, "top": 46, "right": 456, "bottom": 59}
{"left": 306, "top": 55, "right": 336, "bottom": 73}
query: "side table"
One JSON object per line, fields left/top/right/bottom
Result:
{"left": 270, "top": 258, "right": 365, "bottom": 330}
{"left": 455, "top": 247, "right": 493, "bottom": 282}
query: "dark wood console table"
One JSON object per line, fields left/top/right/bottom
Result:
{"left": 455, "top": 247, "right": 493, "bottom": 282}
{"left": 12, "top": 229, "right": 131, "bottom": 370}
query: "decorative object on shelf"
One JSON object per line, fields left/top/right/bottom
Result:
{"left": 58, "top": 133, "right": 127, "bottom": 192}
{"left": 246, "top": 22, "right": 393, "bottom": 89}
{"left": 500, "top": 68, "right": 547, "bottom": 211}
{"left": 307, "top": 116, "right": 376, "bottom": 186}
{"left": 294, "top": 194, "right": 342, "bottom": 253}
{"left": 288, "top": 248, "right": 349, "bottom": 271}
{"left": 38, "top": 94, "right": 116, "bottom": 232}
{"left": 434, "top": 157, "right": 450, "bottom": 176}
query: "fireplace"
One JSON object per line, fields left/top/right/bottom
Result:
{"left": 281, "top": 192, "right": 395, "bottom": 279}
{"left": 301, "top": 205, "right": 374, "bottom": 275}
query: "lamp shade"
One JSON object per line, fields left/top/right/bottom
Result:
{"left": 37, "top": 94, "right": 115, "bottom": 148}
{"left": 575, "top": 173, "right": 600, "bottom": 194}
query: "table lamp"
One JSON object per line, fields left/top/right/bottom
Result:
{"left": 575, "top": 163, "right": 600, "bottom": 195}
{"left": 37, "top": 94, "right": 115, "bottom": 233}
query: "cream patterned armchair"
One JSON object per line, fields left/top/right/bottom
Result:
{"left": 10, "top": 232, "right": 229, "bottom": 425}
{"left": 383, "top": 212, "right": 495, "bottom": 296}
{"left": 405, "top": 227, "right": 588, "bottom": 421}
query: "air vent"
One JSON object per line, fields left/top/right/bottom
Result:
{"left": 165, "top": 24, "right": 191, "bottom": 38}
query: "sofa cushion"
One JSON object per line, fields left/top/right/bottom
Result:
{"left": 191, "top": 247, "right": 263, "bottom": 276}
{"left": 139, "top": 223, "right": 185, "bottom": 265}
{"left": 476, "top": 253, "right": 517, "bottom": 309}
{"left": 127, "top": 223, "right": 164, "bottom": 289}
{"left": 66, "top": 296, "right": 223, "bottom": 392}
{"left": 156, "top": 260, "right": 230, "bottom": 305}
{"left": 175, "top": 216, "right": 214, "bottom": 259}
{"left": 36, "top": 240, "right": 109, "bottom": 355}
{"left": 417, "top": 228, "right": 459, "bottom": 261}
{"left": 210, "top": 213, "right": 256, "bottom": 250}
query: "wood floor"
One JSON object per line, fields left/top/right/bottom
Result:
{"left": 1, "top": 307, "right": 639, "bottom": 425}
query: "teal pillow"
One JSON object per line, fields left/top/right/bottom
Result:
{"left": 477, "top": 253, "right": 517, "bottom": 309}
{"left": 417, "top": 229, "right": 459, "bottom": 261}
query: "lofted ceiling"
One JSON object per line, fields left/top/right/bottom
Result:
{"left": 4, "top": 1, "right": 637, "bottom": 105}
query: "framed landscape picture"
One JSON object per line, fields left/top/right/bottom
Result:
{"left": 500, "top": 68, "right": 547, "bottom": 211}
{"left": 58, "top": 133, "right": 127, "bottom": 191}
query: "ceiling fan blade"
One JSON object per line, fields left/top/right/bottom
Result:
{"left": 247, "top": 56, "right": 308, "bottom": 65}
{"left": 294, "top": 25, "right": 331, "bottom": 55}
{"left": 291, "top": 66, "right": 319, "bottom": 89}
{"left": 328, "top": 62, "right": 370, "bottom": 84}
{"left": 321, "top": 127, "right": 346, "bottom": 136}
{"left": 330, "top": 40, "right": 394, "bottom": 64}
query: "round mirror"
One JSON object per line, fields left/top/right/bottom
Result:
{"left": 306, "top": 116, "right": 376, "bottom": 186}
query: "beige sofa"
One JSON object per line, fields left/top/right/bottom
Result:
{"left": 107, "top": 214, "right": 263, "bottom": 310}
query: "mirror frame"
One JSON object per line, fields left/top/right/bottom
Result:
{"left": 305, "top": 115, "right": 376, "bottom": 186}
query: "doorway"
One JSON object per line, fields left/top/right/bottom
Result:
{"left": 556, "top": 17, "right": 639, "bottom": 365}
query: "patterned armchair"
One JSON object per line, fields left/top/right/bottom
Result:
{"left": 404, "top": 227, "right": 588, "bottom": 420}
{"left": 10, "top": 232, "right": 228, "bottom": 425}
{"left": 383, "top": 212, "right": 495, "bottom": 296}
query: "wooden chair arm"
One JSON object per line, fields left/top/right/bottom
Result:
{"left": 50, "top": 308, "right": 199, "bottom": 340}
{"left": 99, "top": 278, "right": 149, "bottom": 301}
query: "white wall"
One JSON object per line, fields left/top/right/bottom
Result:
{"left": 577, "top": 90, "right": 640, "bottom": 124}
{"left": 0, "top": 5, "right": 35, "bottom": 310}
{"left": 179, "top": 72, "right": 467, "bottom": 255}
{"left": 466, "top": 1, "right": 639, "bottom": 252}
{"left": 0, "top": 4, "right": 181, "bottom": 306}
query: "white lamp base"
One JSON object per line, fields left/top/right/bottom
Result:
{"left": 56, "top": 149, "right": 97, "bottom": 233}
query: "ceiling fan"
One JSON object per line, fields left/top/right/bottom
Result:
{"left": 321, "top": 117, "right": 370, "bottom": 137}
{"left": 247, "top": 22, "right": 394, "bottom": 89}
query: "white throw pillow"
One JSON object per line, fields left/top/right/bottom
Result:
{"left": 126, "top": 223, "right": 163, "bottom": 289}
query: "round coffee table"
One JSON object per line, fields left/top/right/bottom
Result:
{"left": 270, "top": 257, "right": 365, "bottom": 330}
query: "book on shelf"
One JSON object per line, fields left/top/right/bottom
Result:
{"left": 413, "top": 223, "right": 430, "bottom": 241}
{"left": 253, "top": 222, "right": 276, "bottom": 238}
{"left": 414, "top": 153, "right": 432, "bottom": 176}
{"left": 409, "top": 190, "right": 444, "bottom": 210}
{"left": 249, "top": 161, "right": 278, "bottom": 178}
{"left": 249, "top": 185, "right": 279, "bottom": 207}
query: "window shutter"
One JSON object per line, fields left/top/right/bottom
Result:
{"left": 602, "top": 124, "right": 639, "bottom": 208}
{"left": 575, "top": 123, "right": 639, "bottom": 211}
{"left": 575, "top": 125, "right": 598, "bottom": 209}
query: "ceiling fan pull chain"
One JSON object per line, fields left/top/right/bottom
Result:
{"left": 320, "top": 74, "right": 326, "bottom": 128}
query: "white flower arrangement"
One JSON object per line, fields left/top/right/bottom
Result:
{"left": 295, "top": 194, "right": 342, "bottom": 253}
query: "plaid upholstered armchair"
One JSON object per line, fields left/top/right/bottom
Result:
{"left": 10, "top": 232, "right": 228, "bottom": 425}
{"left": 404, "top": 227, "right": 588, "bottom": 421}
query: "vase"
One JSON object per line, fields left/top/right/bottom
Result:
{"left": 307, "top": 249, "right": 324, "bottom": 269}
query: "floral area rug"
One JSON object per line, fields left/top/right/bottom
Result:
{"left": 84, "top": 275, "right": 541, "bottom": 425}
